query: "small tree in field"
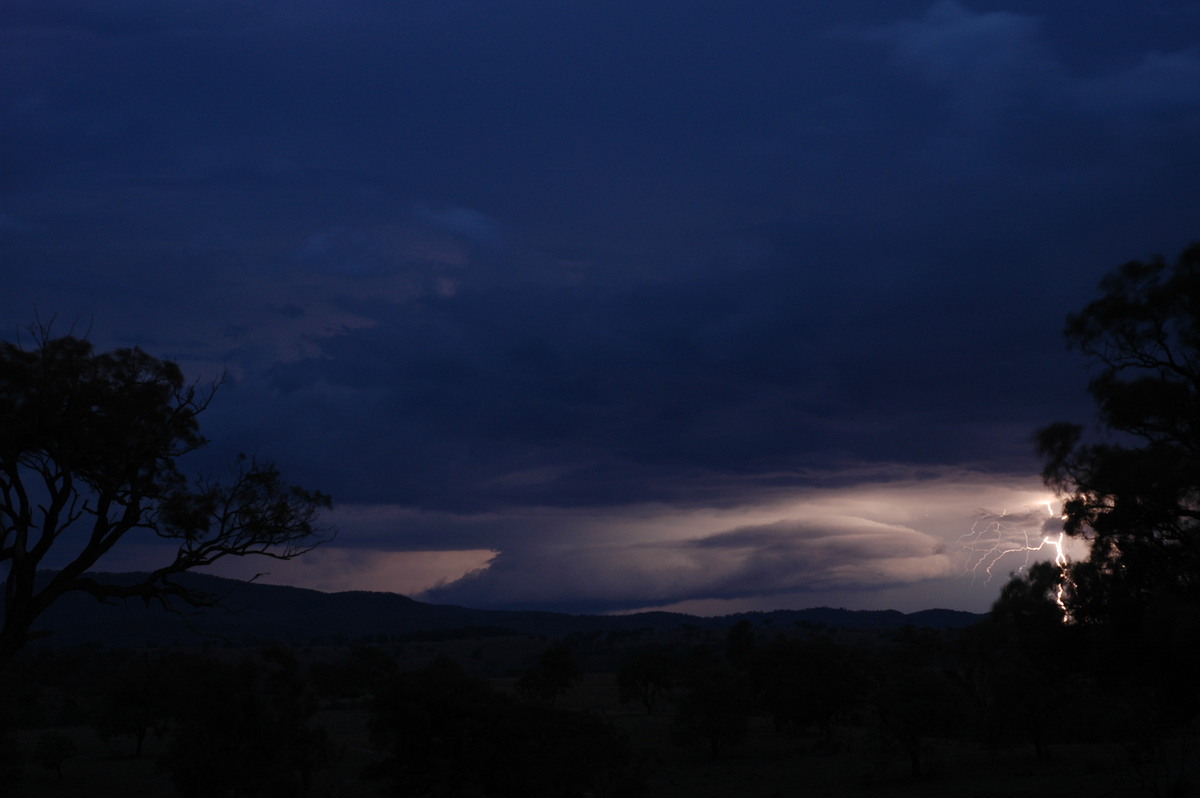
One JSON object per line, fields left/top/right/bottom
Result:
{"left": 0, "top": 329, "right": 332, "bottom": 663}
{"left": 670, "top": 665, "right": 752, "bottom": 760}
{"left": 616, "top": 647, "right": 680, "bottom": 715}
{"left": 516, "top": 642, "right": 582, "bottom": 705}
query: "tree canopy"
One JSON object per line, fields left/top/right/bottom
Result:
{"left": 0, "top": 330, "right": 332, "bottom": 662}
{"left": 1038, "top": 241, "right": 1200, "bottom": 626}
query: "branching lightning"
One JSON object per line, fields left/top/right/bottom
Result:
{"left": 960, "top": 499, "right": 1075, "bottom": 621}
{"left": 960, "top": 501, "right": 1057, "bottom": 581}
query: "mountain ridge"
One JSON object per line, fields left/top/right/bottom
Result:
{"left": 16, "top": 571, "right": 986, "bottom": 650}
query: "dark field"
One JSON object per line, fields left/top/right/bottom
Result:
{"left": 7, "top": 702, "right": 1159, "bottom": 798}
{"left": 5, "top": 625, "right": 1196, "bottom": 798}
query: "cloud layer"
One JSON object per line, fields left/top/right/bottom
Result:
{"left": 4, "top": 1, "right": 1196, "bottom": 612}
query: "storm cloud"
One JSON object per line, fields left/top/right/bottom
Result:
{"left": 3, "top": 0, "right": 1197, "bottom": 612}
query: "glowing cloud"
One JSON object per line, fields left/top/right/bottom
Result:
{"left": 84, "top": 467, "right": 1080, "bottom": 614}
{"left": 411, "top": 469, "right": 1079, "bottom": 613}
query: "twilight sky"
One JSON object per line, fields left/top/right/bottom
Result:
{"left": 3, "top": 1, "right": 1198, "bottom": 614}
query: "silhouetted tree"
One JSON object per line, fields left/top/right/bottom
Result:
{"left": 870, "top": 663, "right": 966, "bottom": 779}
{"left": 0, "top": 725, "right": 23, "bottom": 797}
{"left": 992, "top": 562, "right": 1066, "bottom": 632}
{"left": 310, "top": 645, "right": 400, "bottom": 704}
{"left": 161, "top": 646, "right": 337, "bottom": 798}
{"left": 750, "top": 637, "right": 861, "bottom": 742}
{"left": 515, "top": 641, "right": 581, "bottom": 705}
{"left": 32, "top": 730, "right": 76, "bottom": 779}
{"left": 1033, "top": 243, "right": 1200, "bottom": 778}
{"left": 966, "top": 564, "right": 1089, "bottom": 756}
{"left": 369, "top": 658, "right": 638, "bottom": 797}
{"left": 1037, "top": 242, "right": 1200, "bottom": 628}
{"left": 0, "top": 329, "right": 332, "bottom": 663}
{"left": 866, "top": 627, "right": 967, "bottom": 780}
{"left": 725, "top": 619, "right": 756, "bottom": 670}
{"left": 616, "top": 646, "right": 681, "bottom": 715}
{"left": 670, "top": 665, "right": 753, "bottom": 759}
{"left": 93, "top": 652, "right": 173, "bottom": 757}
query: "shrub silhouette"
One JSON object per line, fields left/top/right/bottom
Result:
{"left": 670, "top": 664, "right": 753, "bottom": 759}
{"left": 515, "top": 641, "right": 582, "bottom": 705}
{"left": 866, "top": 628, "right": 968, "bottom": 779}
{"left": 616, "top": 646, "right": 681, "bottom": 715}
{"left": 749, "top": 636, "right": 861, "bottom": 742}
{"left": 159, "top": 647, "right": 337, "bottom": 798}
{"left": 369, "top": 658, "right": 637, "bottom": 797}
{"left": 33, "top": 731, "right": 77, "bottom": 779}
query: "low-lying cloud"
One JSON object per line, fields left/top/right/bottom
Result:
{"left": 350, "top": 469, "right": 1072, "bottom": 614}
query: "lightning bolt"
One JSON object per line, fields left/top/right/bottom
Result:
{"left": 960, "top": 499, "right": 1075, "bottom": 622}
{"left": 1049, "top": 531, "right": 1071, "bottom": 620}
{"left": 960, "top": 501, "right": 1084, "bottom": 619}
{"left": 959, "top": 502, "right": 1057, "bottom": 581}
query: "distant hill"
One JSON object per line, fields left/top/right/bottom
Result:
{"left": 13, "top": 571, "right": 986, "bottom": 650}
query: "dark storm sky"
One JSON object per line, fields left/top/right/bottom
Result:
{"left": 3, "top": 1, "right": 1198, "bottom": 613}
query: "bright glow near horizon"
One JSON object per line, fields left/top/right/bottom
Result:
{"left": 98, "top": 470, "right": 1080, "bottom": 614}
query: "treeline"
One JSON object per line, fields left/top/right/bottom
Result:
{"left": 623, "top": 584, "right": 1199, "bottom": 790}
{"left": 2, "top": 645, "right": 341, "bottom": 797}
{"left": 0, "top": 641, "right": 642, "bottom": 797}
{"left": 4, "top": 593, "right": 1198, "bottom": 797}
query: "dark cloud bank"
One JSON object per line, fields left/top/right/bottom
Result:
{"left": 3, "top": 1, "right": 1198, "bottom": 612}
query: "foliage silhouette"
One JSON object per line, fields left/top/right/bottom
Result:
{"left": 1033, "top": 242, "right": 1200, "bottom": 788}
{"left": 866, "top": 627, "right": 968, "bottom": 780}
{"left": 670, "top": 664, "right": 753, "bottom": 759}
{"left": 368, "top": 658, "right": 638, "bottom": 797}
{"left": 32, "top": 730, "right": 76, "bottom": 779}
{"left": 748, "top": 636, "right": 861, "bottom": 742}
{"left": 962, "top": 565, "right": 1091, "bottom": 756}
{"left": 515, "top": 640, "right": 581, "bottom": 705}
{"left": 309, "top": 644, "right": 400, "bottom": 704}
{"left": 1037, "top": 242, "right": 1200, "bottom": 628}
{"left": 92, "top": 651, "right": 174, "bottom": 757}
{"left": 0, "top": 726, "right": 23, "bottom": 797}
{"left": 159, "top": 646, "right": 338, "bottom": 798}
{"left": 1, "top": 619, "right": 1176, "bottom": 796}
{"left": 725, "top": 618, "right": 757, "bottom": 670}
{"left": 0, "top": 329, "right": 332, "bottom": 663}
{"left": 616, "top": 646, "right": 681, "bottom": 715}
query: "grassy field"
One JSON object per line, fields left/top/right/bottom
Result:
{"left": 11, "top": 711, "right": 387, "bottom": 798}
{"left": 10, "top": 715, "right": 1162, "bottom": 798}
{"left": 11, "top": 666, "right": 1183, "bottom": 798}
